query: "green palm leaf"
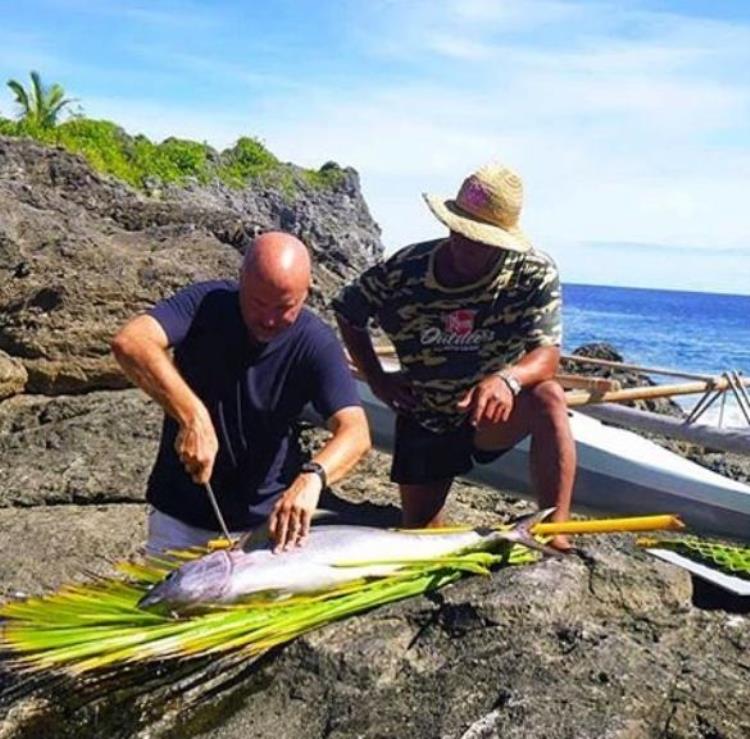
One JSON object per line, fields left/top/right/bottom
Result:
{"left": 1, "top": 542, "right": 537, "bottom": 676}
{"left": 6, "top": 80, "right": 31, "bottom": 115}
{"left": 5, "top": 71, "right": 75, "bottom": 127}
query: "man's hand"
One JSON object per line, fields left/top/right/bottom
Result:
{"left": 370, "top": 370, "right": 418, "bottom": 413}
{"left": 174, "top": 410, "right": 219, "bottom": 485}
{"left": 112, "top": 314, "right": 222, "bottom": 486}
{"left": 457, "top": 374, "right": 514, "bottom": 427}
{"left": 269, "top": 473, "right": 323, "bottom": 553}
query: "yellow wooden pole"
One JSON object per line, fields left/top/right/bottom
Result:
{"left": 532, "top": 514, "right": 684, "bottom": 535}
{"left": 406, "top": 514, "right": 684, "bottom": 536}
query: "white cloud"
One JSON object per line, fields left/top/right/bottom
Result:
{"left": 423, "top": 34, "right": 497, "bottom": 61}
{"left": 251, "top": 72, "right": 749, "bottom": 251}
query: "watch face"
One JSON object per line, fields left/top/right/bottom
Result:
{"left": 501, "top": 372, "right": 521, "bottom": 395}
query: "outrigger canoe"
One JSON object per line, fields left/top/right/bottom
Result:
{"left": 353, "top": 381, "right": 750, "bottom": 542}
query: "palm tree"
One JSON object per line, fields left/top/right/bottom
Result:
{"left": 6, "top": 70, "right": 76, "bottom": 128}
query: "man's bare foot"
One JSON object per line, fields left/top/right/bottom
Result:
{"left": 550, "top": 534, "right": 572, "bottom": 553}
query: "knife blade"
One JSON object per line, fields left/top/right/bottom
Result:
{"left": 204, "top": 480, "right": 233, "bottom": 544}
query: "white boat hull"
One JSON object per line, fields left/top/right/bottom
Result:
{"left": 356, "top": 381, "right": 750, "bottom": 542}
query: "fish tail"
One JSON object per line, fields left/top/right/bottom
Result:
{"left": 497, "top": 508, "right": 561, "bottom": 557}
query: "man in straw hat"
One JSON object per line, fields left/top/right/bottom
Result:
{"left": 333, "top": 164, "right": 575, "bottom": 550}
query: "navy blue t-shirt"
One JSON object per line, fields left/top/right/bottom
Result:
{"left": 145, "top": 280, "right": 361, "bottom": 530}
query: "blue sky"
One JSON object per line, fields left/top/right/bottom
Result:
{"left": 1, "top": 0, "right": 749, "bottom": 294}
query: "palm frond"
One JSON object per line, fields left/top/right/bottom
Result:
{"left": 5, "top": 71, "right": 74, "bottom": 127}
{"left": 1, "top": 542, "right": 537, "bottom": 676}
{"left": 29, "top": 70, "right": 44, "bottom": 114}
{"left": 41, "top": 85, "right": 76, "bottom": 126}
{"left": 45, "top": 83, "right": 65, "bottom": 108}
{"left": 6, "top": 80, "right": 30, "bottom": 114}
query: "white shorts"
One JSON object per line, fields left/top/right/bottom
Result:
{"left": 145, "top": 507, "right": 250, "bottom": 556}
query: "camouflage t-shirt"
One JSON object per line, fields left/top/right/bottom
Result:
{"left": 333, "top": 239, "right": 562, "bottom": 433}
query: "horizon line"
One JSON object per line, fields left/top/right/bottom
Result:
{"left": 562, "top": 281, "right": 750, "bottom": 299}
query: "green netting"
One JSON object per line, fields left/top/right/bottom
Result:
{"left": 642, "top": 536, "right": 750, "bottom": 580}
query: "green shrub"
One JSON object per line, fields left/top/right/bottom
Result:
{"left": 162, "top": 138, "right": 213, "bottom": 180}
{"left": 218, "top": 136, "right": 279, "bottom": 186}
{"left": 0, "top": 117, "right": 19, "bottom": 135}
{"left": 0, "top": 117, "right": 344, "bottom": 194}
{"left": 53, "top": 118, "right": 139, "bottom": 184}
{"left": 301, "top": 162, "right": 348, "bottom": 189}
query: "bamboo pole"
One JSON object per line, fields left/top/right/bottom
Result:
{"left": 555, "top": 373, "right": 621, "bottom": 392}
{"left": 355, "top": 364, "right": 741, "bottom": 408}
{"left": 561, "top": 354, "right": 717, "bottom": 381}
{"left": 564, "top": 377, "right": 745, "bottom": 407}
{"left": 362, "top": 354, "right": 621, "bottom": 392}
{"left": 379, "top": 346, "right": 722, "bottom": 383}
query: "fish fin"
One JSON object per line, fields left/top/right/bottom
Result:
{"left": 238, "top": 526, "right": 270, "bottom": 552}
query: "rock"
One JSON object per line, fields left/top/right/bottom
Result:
{"left": 0, "top": 136, "right": 382, "bottom": 393}
{"left": 570, "top": 342, "right": 624, "bottom": 363}
{"left": 0, "top": 390, "right": 160, "bottom": 508}
{"left": 0, "top": 504, "right": 145, "bottom": 598}
{"left": 0, "top": 350, "right": 26, "bottom": 399}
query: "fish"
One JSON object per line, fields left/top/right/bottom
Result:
{"left": 138, "top": 510, "right": 556, "bottom": 610}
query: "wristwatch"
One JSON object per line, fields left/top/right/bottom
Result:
{"left": 300, "top": 461, "right": 328, "bottom": 490}
{"left": 498, "top": 370, "right": 522, "bottom": 397}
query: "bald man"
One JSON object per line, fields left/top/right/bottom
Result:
{"left": 112, "top": 232, "right": 370, "bottom": 554}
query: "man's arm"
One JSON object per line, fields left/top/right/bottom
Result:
{"left": 332, "top": 255, "right": 419, "bottom": 412}
{"left": 336, "top": 315, "right": 418, "bottom": 412}
{"left": 336, "top": 315, "right": 385, "bottom": 386}
{"left": 269, "top": 405, "right": 371, "bottom": 551}
{"left": 457, "top": 345, "right": 560, "bottom": 426}
{"left": 111, "top": 314, "right": 218, "bottom": 484}
{"left": 506, "top": 344, "right": 560, "bottom": 386}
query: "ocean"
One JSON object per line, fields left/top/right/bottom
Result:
{"left": 562, "top": 284, "right": 750, "bottom": 427}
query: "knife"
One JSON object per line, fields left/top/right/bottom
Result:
{"left": 204, "top": 480, "right": 233, "bottom": 545}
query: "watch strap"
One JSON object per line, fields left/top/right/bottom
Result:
{"left": 498, "top": 370, "right": 522, "bottom": 396}
{"left": 300, "top": 461, "right": 328, "bottom": 490}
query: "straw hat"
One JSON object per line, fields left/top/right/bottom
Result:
{"left": 423, "top": 163, "right": 532, "bottom": 252}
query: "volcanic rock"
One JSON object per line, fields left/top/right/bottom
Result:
{"left": 0, "top": 136, "right": 381, "bottom": 394}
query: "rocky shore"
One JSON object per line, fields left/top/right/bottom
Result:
{"left": 1, "top": 136, "right": 748, "bottom": 738}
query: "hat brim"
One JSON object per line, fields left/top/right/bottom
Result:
{"left": 423, "top": 193, "right": 532, "bottom": 253}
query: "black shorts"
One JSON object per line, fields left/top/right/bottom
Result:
{"left": 390, "top": 414, "right": 510, "bottom": 485}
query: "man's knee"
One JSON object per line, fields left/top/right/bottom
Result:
{"left": 528, "top": 380, "right": 567, "bottom": 416}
